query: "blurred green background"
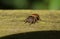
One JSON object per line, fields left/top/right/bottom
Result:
{"left": 0, "top": 0, "right": 60, "bottom": 10}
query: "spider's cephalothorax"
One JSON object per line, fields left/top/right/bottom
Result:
{"left": 31, "top": 14, "right": 41, "bottom": 20}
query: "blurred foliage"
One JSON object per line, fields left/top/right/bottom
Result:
{"left": 49, "top": 0, "right": 60, "bottom": 10}
{"left": 13, "top": 0, "right": 28, "bottom": 9}
{"left": 31, "top": 2, "right": 48, "bottom": 9}
{"left": 0, "top": 0, "right": 60, "bottom": 10}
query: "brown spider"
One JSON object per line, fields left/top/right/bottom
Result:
{"left": 24, "top": 14, "right": 41, "bottom": 25}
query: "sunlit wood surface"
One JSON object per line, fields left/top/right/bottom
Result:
{"left": 0, "top": 10, "right": 60, "bottom": 37}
